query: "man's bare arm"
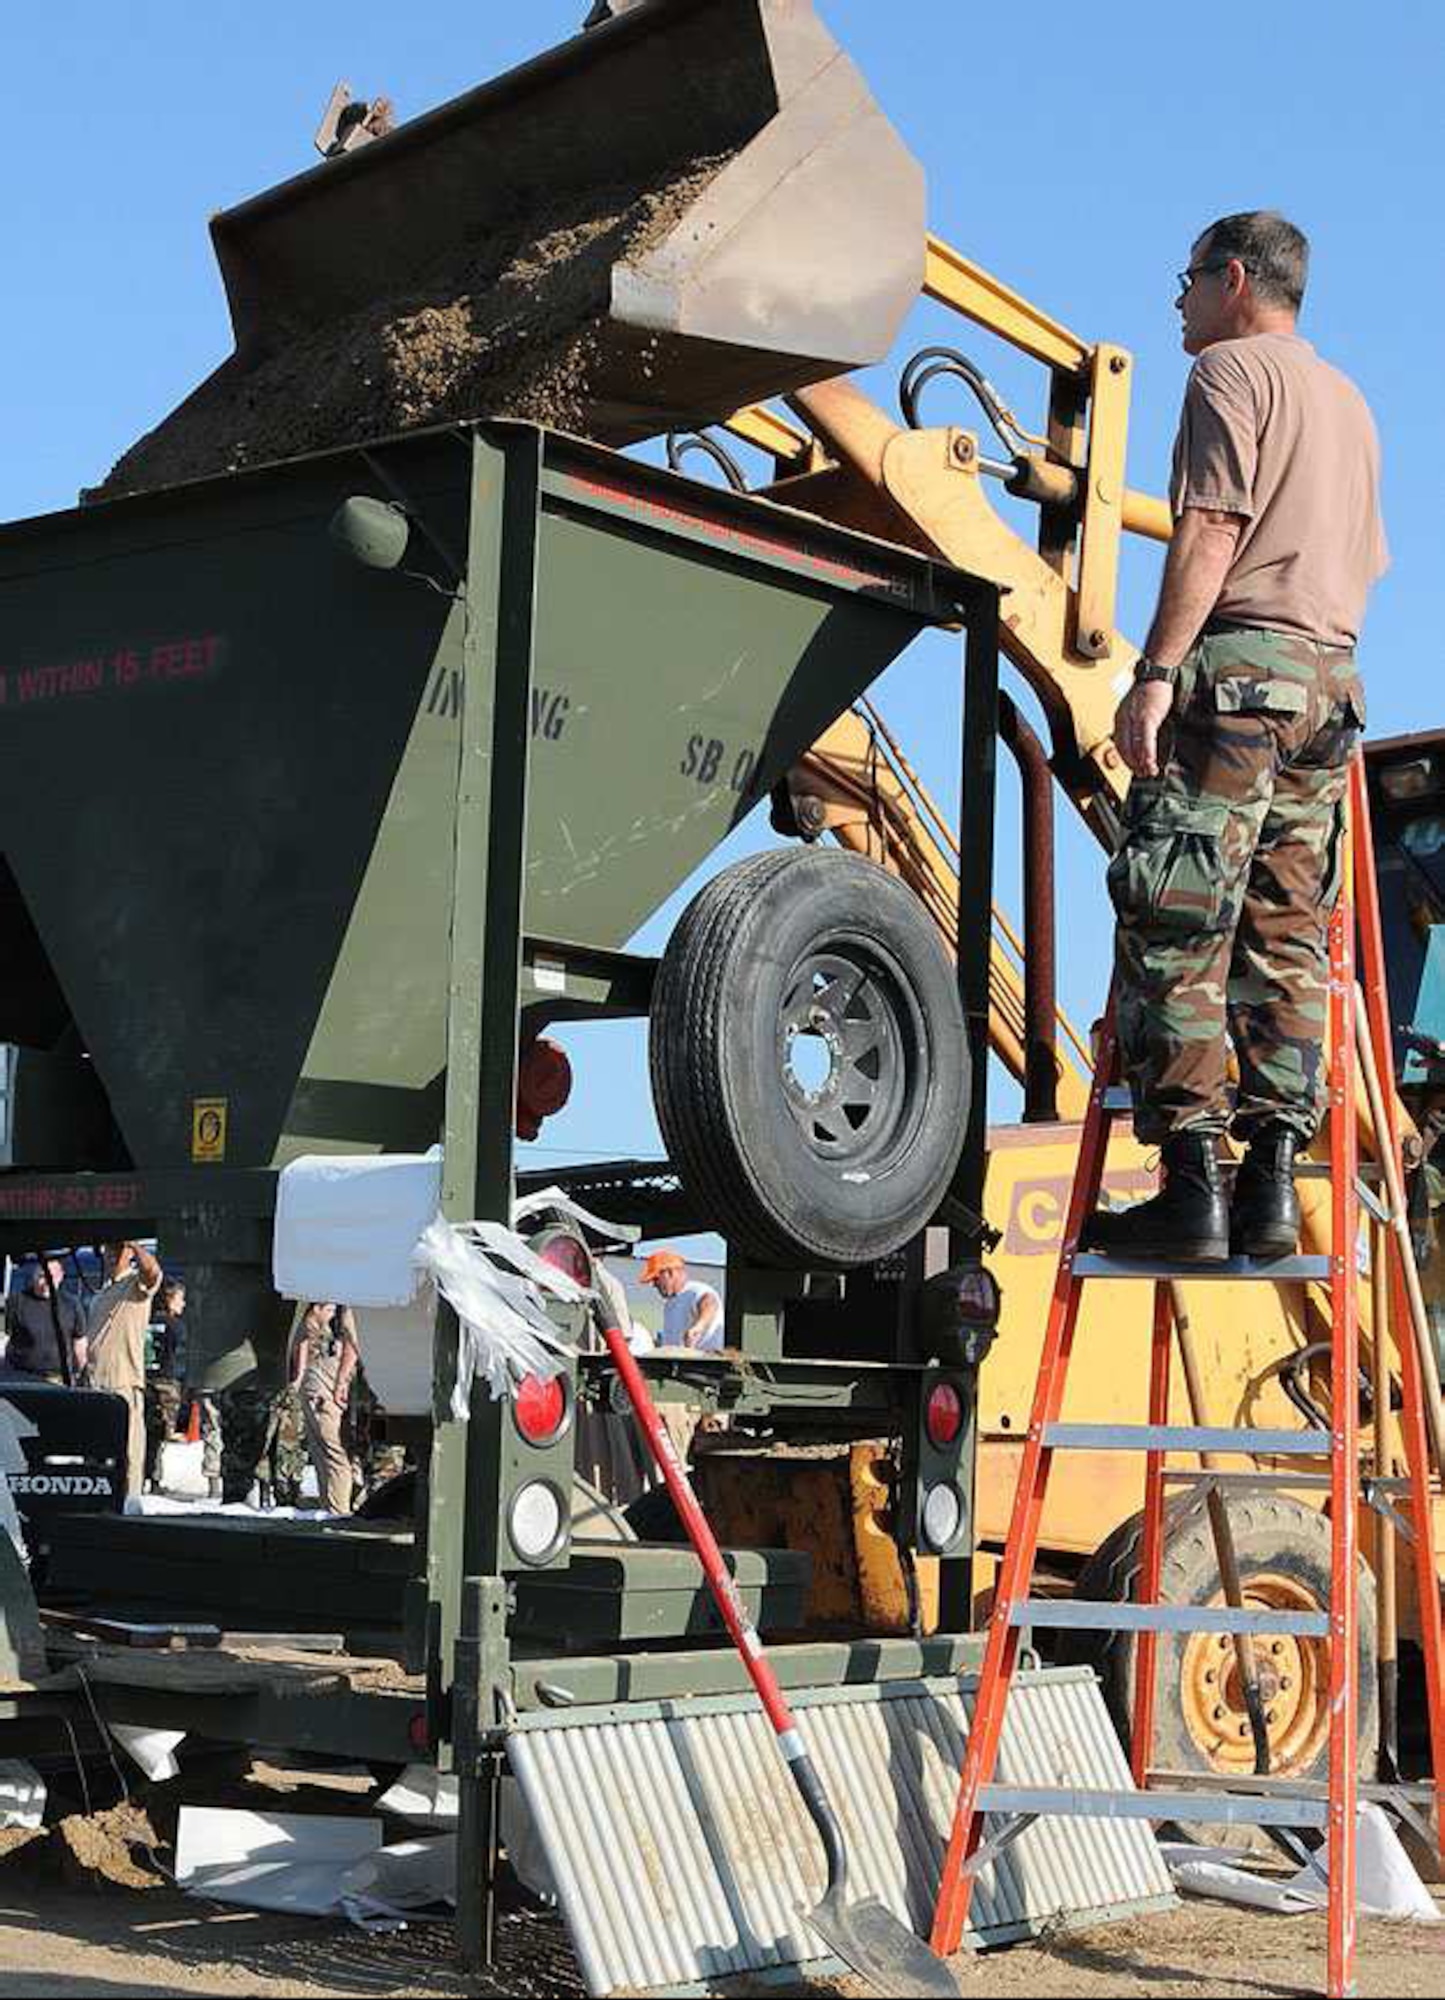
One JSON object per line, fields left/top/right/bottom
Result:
{"left": 1115, "top": 507, "right": 1245, "bottom": 779}
{"left": 128, "top": 1241, "right": 164, "bottom": 1292}
{"left": 1143, "top": 506, "right": 1245, "bottom": 665}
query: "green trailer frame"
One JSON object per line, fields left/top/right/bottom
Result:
{"left": 0, "top": 421, "right": 1002, "bottom": 1964}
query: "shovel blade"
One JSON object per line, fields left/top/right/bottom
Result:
{"left": 805, "top": 1891, "right": 966, "bottom": 1999}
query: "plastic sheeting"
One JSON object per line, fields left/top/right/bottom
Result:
{"left": 1163, "top": 1806, "right": 1442, "bottom": 1923}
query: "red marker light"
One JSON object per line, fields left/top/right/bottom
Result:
{"left": 515, "top": 1372, "right": 568, "bottom": 1446}
{"left": 925, "top": 1380, "right": 964, "bottom": 1448}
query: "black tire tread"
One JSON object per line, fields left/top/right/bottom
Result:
{"left": 650, "top": 848, "right": 966, "bottom": 1266}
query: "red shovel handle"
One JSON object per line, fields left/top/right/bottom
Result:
{"left": 597, "top": 1319, "right": 798, "bottom": 1745}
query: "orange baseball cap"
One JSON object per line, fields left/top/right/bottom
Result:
{"left": 639, "top": 1249, "right": 685, "bottom": 1284}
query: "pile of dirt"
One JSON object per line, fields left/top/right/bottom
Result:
{"left": 56, "top": 1801, "right": 165, "bottom": 1891}
{"left": 97, "top": 156, "right": 730, "bottom": 498}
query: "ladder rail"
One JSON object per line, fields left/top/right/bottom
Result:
{"left": 928, "top": 1015, "right": 1120, "bottom": 1954}
{"left": 928, "top": 757, "right": 1441, "bottom": 2000}
{"left": 1325, "top": 880, "right": 1361, "bottom": 1998}
{"left": 1348, "top": 758, "right": 1445, "bottom": 1858}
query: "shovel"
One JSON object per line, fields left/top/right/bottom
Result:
{"left": 595, "top": 1309, "right": 963, "bottom": 1999}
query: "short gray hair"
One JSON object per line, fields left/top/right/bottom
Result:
{"left": 1198, "top": 211, "right": 1309, "bottom": 312}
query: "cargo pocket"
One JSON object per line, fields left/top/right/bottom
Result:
{"left": 1212, "top": 676, "right": 1311, "bottom": 718}
{"left": 1107, "top": 797, "right": 1232, "bottom": 936}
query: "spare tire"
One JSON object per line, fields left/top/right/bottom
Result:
{"left": 650, "top": 849, "right": 969, "bottom": 1266}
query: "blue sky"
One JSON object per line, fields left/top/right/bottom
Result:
{"left": 6, "top": 3, "right": 1440, "bottom": 1228}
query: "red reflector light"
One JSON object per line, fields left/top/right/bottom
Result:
{"left": 536, "top": 1230, "right": 592, "bottom": 1286}
{"left": 926, "top": 1381, "right": 964, "bottom": 1448}
{"left": 515, "top": 1371, "right": 568, "bottom": 1445}
{"left": 408, "top": 1712, "right": 430, "bottom": 1753}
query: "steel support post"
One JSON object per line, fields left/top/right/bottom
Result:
{"left": 422, "top": 427, "right": 542, "bottom": 1972}
{"left": 942, "top": 584, "right": 999, "bottom": 1631}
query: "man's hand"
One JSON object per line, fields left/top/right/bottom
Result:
{"left": 1114, "top": 680, "right": 1176, "bottom": 779}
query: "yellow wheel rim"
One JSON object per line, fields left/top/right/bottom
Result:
{"left": 1178, "top": 1570, "right": 1330, "bottom": 1775}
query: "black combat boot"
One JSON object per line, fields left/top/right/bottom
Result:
{"left": 1083, "top": 1131, "right": 1230, "bottom": 1262}
{"left": 1230, "top": 1124, "right": 1302, "bottom": 1260}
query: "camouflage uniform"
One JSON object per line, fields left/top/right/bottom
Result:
{"left": 1109, "top": 625, "right": 1365, "bottom": 1146}
{"left": 218, "top": 1383, "right": 308, "bottom": 1506}
{"left": 144, "top": 1376, "right": 183, "bottom": 1487}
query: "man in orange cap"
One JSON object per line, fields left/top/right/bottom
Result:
{"left": 639, "top": 1249, "right": 723, "bottom": 1353}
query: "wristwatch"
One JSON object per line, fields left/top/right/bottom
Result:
{"left": 1132, "top": 657, "right": 1179, "bottom": 686}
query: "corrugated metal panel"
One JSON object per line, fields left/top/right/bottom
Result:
{"left": 508, "top": 1666, "right": 1174, "bottom": 1996}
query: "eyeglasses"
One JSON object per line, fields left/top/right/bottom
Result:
{"left": 1177, "top": 257, "right": 1251, "bottom": 294}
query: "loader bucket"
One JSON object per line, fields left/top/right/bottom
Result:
{"left": 100, "top": 0, "right": 925, "bottom": 496}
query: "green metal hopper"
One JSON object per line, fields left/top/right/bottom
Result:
{"left": 0, "top": 423, "right": 967, "bottom": 1387}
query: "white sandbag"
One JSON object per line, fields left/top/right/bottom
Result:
{"left": 1162, "top": 1803, "right": 1441, "bottom": 1923}
{"left": 273, "top": 1149, "right": 441, "bottom": 1307}
{"left": 175, "top": 1805, "right": 381, "bottom": 1915}
{"left": 376, "top": 1764, "right": 459, "bottom": 1827}
{"left": 0, "top": 1760, "right": 45, "bottom": 1830}
{"left": 353, "top": 1294, "right": 438, "bottom": 1417}
{"left": 111, "top": 1725, "right": 186, "bottom": 1783}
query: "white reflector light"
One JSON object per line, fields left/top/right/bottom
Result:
{"left": 922, "top": 1482, "right": 962, "bottom": 1552}
{"left": 510, "top": 1481, "right": 566, "bottom": 1564}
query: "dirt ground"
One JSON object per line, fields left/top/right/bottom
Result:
{"left": 0, "top": 1879, "right": 1439, "bottom": 1999}
{"left": 0, "top": 1752, "right": 1437, "bottom": 1998}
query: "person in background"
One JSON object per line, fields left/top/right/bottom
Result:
{"left": 144, "top": 1279, "right": 188, "bottom": 1488}
{"left": 4, "top": 1253, "right": 86, "bottom": 1385}
{"left": 289, "top": 1301, "right": 359, "bottom": 1513}
{"left": 152, "top": 1279, "right": 187, "bottom": 1379}
{"left": 86, "top": 1241, "right": 163, "bottom": 1501}
{"left": 639, "top": 1249, "right": 723, "bottom": 1351}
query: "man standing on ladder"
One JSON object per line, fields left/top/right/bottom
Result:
{"left": 1087, "top": 210, "right": 1388, "bottom": 1262}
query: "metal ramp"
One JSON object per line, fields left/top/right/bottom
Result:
{"left": 507, "top": 1665, "right": 1174, "bottom": 1996}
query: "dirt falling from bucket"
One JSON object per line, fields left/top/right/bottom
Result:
{"left": 95, "top": 156, "right": 732, "bottom": 498}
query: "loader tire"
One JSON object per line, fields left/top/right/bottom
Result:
{"left": 1058, "top": 1493, "right": 1377, "bottom": 1848}
{"left": 650, "top": 849, "right": 968, "bottom": 1267}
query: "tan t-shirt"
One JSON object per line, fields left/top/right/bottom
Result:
{"left": 294, "top": 1314, "right": 356, "bottom": 1402}
{"left": 1170, "top": 332, "right": 1387, "bottom": 646}
{"left": 86, "top": 1269, "right": 160, "bottom": 1396}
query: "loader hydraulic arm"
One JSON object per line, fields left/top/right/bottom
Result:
{"left": 726, "top": 233, "right": 1176, "bottom": 846}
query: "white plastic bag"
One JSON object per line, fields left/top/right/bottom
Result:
{"left": 412, "top": 1217, "right": 581, "bottom": 1414}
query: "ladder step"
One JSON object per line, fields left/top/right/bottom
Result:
{"left": 1148, "top": 1768, "right": 1439, "bottom": 1807}
{"left": 1164, "top": 1469, "right": 1333, "bottom": 1490}
{"left": 1295, "top": 1159, "right": 1383, "bottom": 1182}
{"left": 978, "top": 1784, "right": 1328, "bottom": 1831}
{"left": 1042, "top": 1423, "right": 1330, "bottom": 1456}
{"left": 1071, "top": 1252, "right": 1331, "bottom": 1282}
{"left": 1010, "top": 1599, "right": 1330, "bottom": 1638}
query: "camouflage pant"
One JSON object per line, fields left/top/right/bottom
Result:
{"left": 144, "top": 1376, "right": 184, "bottom": 1485}
{"left": 1109, "top": 626, "right": 1365, "bottom": 1145}
{"left": 218, "top": 1383, "right": 309, "bottom": 1505}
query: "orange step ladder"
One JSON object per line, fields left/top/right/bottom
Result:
{"left": 930, "top": 755, "right": 1443, "bottom": 2000}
